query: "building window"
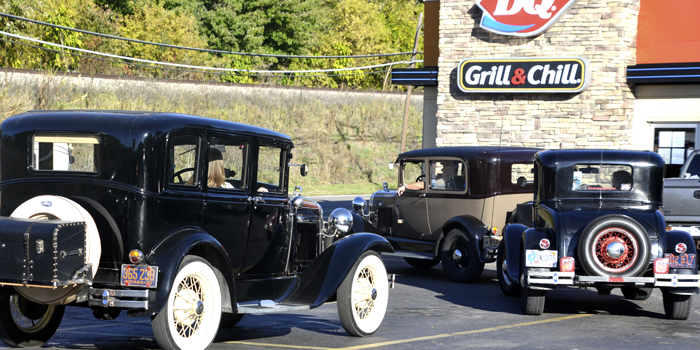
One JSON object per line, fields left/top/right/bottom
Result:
{"left": 654, "top": 127, "right": 696, "bottom": 178}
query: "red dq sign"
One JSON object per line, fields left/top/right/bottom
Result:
{"left": 476, "top": 0, "right": 579, "bottom": 37}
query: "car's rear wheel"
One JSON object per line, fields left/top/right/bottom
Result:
{"left": 0, "top": 287, "right": 65, "bottom": 347}
{"left": 621, "top": 287, "right": 653, "bottom": 300}
{"left": 663, "top": 293, "right": 692, "bottom": 320}
{"left": 440, "top": 229, "right": 484, "bottom": 283}
{"left": 577, "top": 215, "right": 650, "bottom": 277}
{"left": 520, "top": 249, "right": 546, "bottom": 315}
{"left": 403, "top": 257, "right": 439, "bottom": 269}
{"left": 497, "top": 240, "right": 520, "bottom": 297}
{"left": 152, "top": 256, "right": 222, "bottom": 350}
{"left": 337, "top": 251, "right": 388, "bottom": 337}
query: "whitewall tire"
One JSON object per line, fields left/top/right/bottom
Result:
{"left": 152, "top": 256, "right": 222, "bottom": 350}
{"left": 337, "top": 251, "right": 388, "bottom": 337}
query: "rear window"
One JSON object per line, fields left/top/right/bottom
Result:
{"left": 31, "top": 134, "right": 99, "bottom": 172}
{"left": 573, "top": 164, "right": 632, "bottom": 191}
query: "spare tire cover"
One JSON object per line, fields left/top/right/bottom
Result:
{"left": 11, "top": 195, "right": 101, "bottom": 305}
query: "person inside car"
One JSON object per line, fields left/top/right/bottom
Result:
{"left": 207, "top": 148, "right": 234, "bottom": 189}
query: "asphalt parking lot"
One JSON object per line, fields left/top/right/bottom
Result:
{"left": 14, "top": 255, "right": 700, "bottom": 350}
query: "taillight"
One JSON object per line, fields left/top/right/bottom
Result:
{"left": 560, "top": 257, "right": 575, "bottom": 272}
{"left": 491, "top": 227, "right": 498, "bottom": 235}
{"left": 654, "top": 258, "right": 669, "bottom": 274}
{"left": 129, "top": 249, "right": 144, "bottom": 264}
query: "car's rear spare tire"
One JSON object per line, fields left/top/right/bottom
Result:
{"left": 577, "top": 215, "right": 650, "bottom": 277}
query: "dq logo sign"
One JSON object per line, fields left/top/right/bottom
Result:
{"left": 457, "top": 57, "right": 590, "bottom": 93}
{"left": 476, "top": 0, "right": 579, "bottom": 36}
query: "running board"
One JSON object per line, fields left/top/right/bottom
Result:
{"left": 382, "top": 251, "right": 434, "bottom": 260}
{"left": 237, "top": 300, "right": 310, "bottom": 314}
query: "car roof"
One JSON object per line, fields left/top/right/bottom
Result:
{"left": 5, "top": 110, "right": 291, "bottom": 141}
{"left": 399, "top": 146, "right": 540, "bottom": 160}
{"left": 535, "top": 149, "right": 664, "bottom": 167}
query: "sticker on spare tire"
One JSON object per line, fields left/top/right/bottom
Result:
{"left": 526, "top": 250, "right": 558, "bottom": 268}
{"left": 664, "top": 253, "right": 696, "bottom": 269}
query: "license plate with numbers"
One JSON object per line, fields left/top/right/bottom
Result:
{"left": 121, "top": 264, "right": 158, "bottom": 288}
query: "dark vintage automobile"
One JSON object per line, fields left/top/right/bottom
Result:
{"left": 498, "top": 149, "right": 699, "bottom": 319}
{"left": 351, "top": 146, "right": 539, "bottom": 283}
{"left": 0, "top": 110, "right": 393, "bottom": 350}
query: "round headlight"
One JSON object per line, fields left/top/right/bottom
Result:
{"left": 352, "top": 197, "right": 366, "bottom": 213}
{"left": 328, "top": 208, "right": 353, "bottom": 234}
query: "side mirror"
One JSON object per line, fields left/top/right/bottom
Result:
{"left": 383, "top": 182, "right": 388, "bottom": 191}
{"left": 300, "top": 164, "right": 308, "bottom": 177}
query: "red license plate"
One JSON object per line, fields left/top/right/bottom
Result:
{"left": 664, "top": 253, "right": 696, "bottom": 269}
{"left": 121, "top": 264, "right": 158, "bottom": 288}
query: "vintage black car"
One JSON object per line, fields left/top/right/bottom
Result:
{"left": 0, "top": 110, "right": 393, "bottom": 350}
{"left": 498, "top": 149, "right": 699, "bottom": 319}
{"left": 352, "top": 146, "right": 539, "bottom": 283}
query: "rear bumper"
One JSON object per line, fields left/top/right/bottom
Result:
{"left": 526, "top": 270, "right": 700, "bottom": 289}
{"left": 88, "top": 287, "right": 149, "bottom": 309}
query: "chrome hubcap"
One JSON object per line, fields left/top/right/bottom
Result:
{"left": 606, "top": 241, "right": 625, "bottom": 259}
{"left": 452, "top": 249, "right": 463, "bottom": 262}
{"left": 194, "top": 301, "right": 204, "bottom": 315}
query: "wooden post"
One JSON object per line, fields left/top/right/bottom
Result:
{"left": 401, "top": 13, "right": 423, "bottom": 154}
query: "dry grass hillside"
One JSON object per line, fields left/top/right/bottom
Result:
{"left": 0, "top": 70, "right": 423, "bottom": 195}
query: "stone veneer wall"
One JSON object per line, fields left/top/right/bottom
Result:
{"left": 436, "top": 0, "right": 639, "bottom": 149}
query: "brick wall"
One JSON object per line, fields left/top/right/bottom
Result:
{"left": 436, "top": 0, "right": 639, "bottom": 149}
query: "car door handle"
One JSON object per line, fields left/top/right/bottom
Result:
{"left": 419, "top": 193, "right": 426, "bottom": 198}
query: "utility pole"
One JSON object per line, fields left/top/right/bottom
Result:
{"left": 401, "top": 13, "right": 423, "bottom": 154}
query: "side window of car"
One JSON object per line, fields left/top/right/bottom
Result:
{"left": 257, "top": 145, "right": 284, "bottom": 194}
{"left": 207, "top": 138, "right": 249, "bottom": 190}
{"left": 429, "top": 160, "right": 466, "bottom": 191}
{"left": 401, "top": 161, "right": 424, "bottom": 188}
{"left": 168, "top": 135, "right": 200, "bottom": 187}
{"left": 511, "top": 163, "right": 535, "bottom": 187}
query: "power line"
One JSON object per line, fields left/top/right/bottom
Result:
{"left": 0, "top": 37, "right": 391, "bottom": 78}
{"left": 0, "top": 30, "right": 423, "bottom": 74}
{"left": 0, "top": 12, "right": 423, "bottom": 59}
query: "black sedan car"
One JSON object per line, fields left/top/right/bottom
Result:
{"left": 498, "top": 149, "right": 699, "bottom": 318}
{"left": 352, "top": 146, "right": 539, "bottom": 283}
{"left": 0, "top": 110, "right": 393, "bottom": 349}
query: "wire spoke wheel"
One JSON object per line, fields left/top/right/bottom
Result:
{"left": 578, "top": 215, "right": 650, "bottom": 278}
{"left": 338, "top": 252, "right": 388, "bottom": 337}
{"left": 592, "top": 228, "right": 638, "bottom": 273}
{"left": 152, "top": 256, "right": 221, "bottom": 350}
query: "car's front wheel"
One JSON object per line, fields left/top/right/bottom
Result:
{"left": 663, "top": 292, "right": 692, "bottom": 320}
{"left": 152, "top": 256, "right": 222, "bottom": 350}
{"left": 0, "top": 287, "right": 65, "bottom": 347}
{"left": 497, "top": 240, "right": 520, "bottom": 297}
{"left": 337, "top": 251, "right": 389, "bottom": 337}
{"left": 440, "top": 229, "right": 484, "bottom": 283}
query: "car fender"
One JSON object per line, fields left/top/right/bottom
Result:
{"left": 503, "top": 223, "right": 528, "bottom": 282}
{"left": 665, "top": 230, "right": 698, "bottom": 274}
{"left": 282, "top": 232, "right": 393, "bottom": 308}
{"left": 144, "top": 227, "right": 236, "bottom": 315}
{"left": 440, "top": 216, "right": 489, "bottom": 263}
{"left": 662, "top": 230, "right": 699, "bottom": 296}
